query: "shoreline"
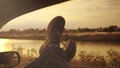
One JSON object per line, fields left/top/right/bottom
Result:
{"left": 0, "top": 32, "right": 120, "bottom": 43}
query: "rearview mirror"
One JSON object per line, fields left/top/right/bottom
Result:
{"left": 0, "top": 51, "right": 20, "bottom": 68}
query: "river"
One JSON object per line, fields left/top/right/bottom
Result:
{"left": 0, "top": 38, "right": 120, "bottom": 57}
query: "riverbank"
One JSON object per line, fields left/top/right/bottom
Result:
{"left": 0, "top": 32, "right": 120, "bottom": 43}
{"left": 63, "top": 32, "right": 120, "bottom": 43}
{"left": 15, "top": 49, "right": 120, "bottom": 68}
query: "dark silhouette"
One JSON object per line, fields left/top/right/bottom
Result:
{"left": 25, "top": 16, "right": 76, "bottom": 68}
{"left": 108, "top": 26, "right": 118, "bottom": 33}
{"left": 0, "top": 0, "right": 69, "bottom": 28}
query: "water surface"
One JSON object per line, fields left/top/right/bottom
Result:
{"left": 0, "top": 38, "right": 120, "bottom": 57}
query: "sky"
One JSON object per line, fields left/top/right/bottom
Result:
{"left": 1, "top": 0, "right": 120, "bottom": 31}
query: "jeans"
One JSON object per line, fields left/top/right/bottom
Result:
{"left": 25, "top": 44, "right": 68, "bottom": 68}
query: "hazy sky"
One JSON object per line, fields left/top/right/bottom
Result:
{"left": 1, "top": 0, "right": 120, "bottom": 31}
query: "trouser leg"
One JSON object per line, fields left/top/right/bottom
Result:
{"left": 25, "top": 44, "right": 68, "bottom": 68}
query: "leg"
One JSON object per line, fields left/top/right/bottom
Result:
{"left": 25, "top": 16, "right": 76, "bottom": 68}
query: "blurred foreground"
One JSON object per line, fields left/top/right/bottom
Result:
{"left": 12, "top": 46, "right": 120, "bottom": 68}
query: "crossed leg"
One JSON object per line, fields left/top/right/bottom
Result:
{"left": 25, "top": 16, "right": 76, "bottom": 68}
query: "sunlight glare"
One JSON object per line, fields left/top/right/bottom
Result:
{"left": 0, "top": 39, "right": 8, "bottom": 52}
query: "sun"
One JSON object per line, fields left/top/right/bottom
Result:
{"left": 0, "top": 39, "right": 8, "bottom": 52}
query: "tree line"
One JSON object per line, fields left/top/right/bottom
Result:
{"left": 0, "top": 25, "right": 120, "bottom": 34}
{"left": 66, "top": 25, "right": 120, "bottom": 33}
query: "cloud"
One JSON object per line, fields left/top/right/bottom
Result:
{"left": 83, "top": 0, "right": 120, "bottom": 12}
{"left": 105, "top": 0, "right": 120, "bottom": 6}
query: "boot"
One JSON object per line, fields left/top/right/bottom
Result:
{"left": 64, "top": 40, "right": 76, "bottom": 62}
{"left": 40, "top": 16, "right": 65, "bottom": 54}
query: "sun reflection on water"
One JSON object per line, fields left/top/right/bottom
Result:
{"left": 0, "top": 39, "right": 8, "bottom": 52}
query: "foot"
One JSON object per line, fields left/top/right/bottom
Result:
{"left": 40, "top": 16, "right": 65, "bottom": 54}
{"left": 64, "top": 40, "right": 76, "bottom": 62}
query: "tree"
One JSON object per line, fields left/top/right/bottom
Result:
{"left": 77, "top": 27, "right": 81, "bottom": 32}
{"left": 108, "top": 26, "right": 118, "bottom": 33}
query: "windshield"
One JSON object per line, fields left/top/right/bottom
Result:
{"left": 0, "top": 0, "right": 120, "bottom": 68}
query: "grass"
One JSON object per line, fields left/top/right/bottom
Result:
{"left": 69, "top": 49, "right": 120, "bottom": 68}
{"left": 12, "top": 46, "right": 120, "bottom": 68}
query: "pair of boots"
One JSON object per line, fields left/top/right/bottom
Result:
{"left": 25, "top": 16, "right": 76, "bottom": 68}
{"left": 40, "top": 16, "right": 76, "bottom": 62}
